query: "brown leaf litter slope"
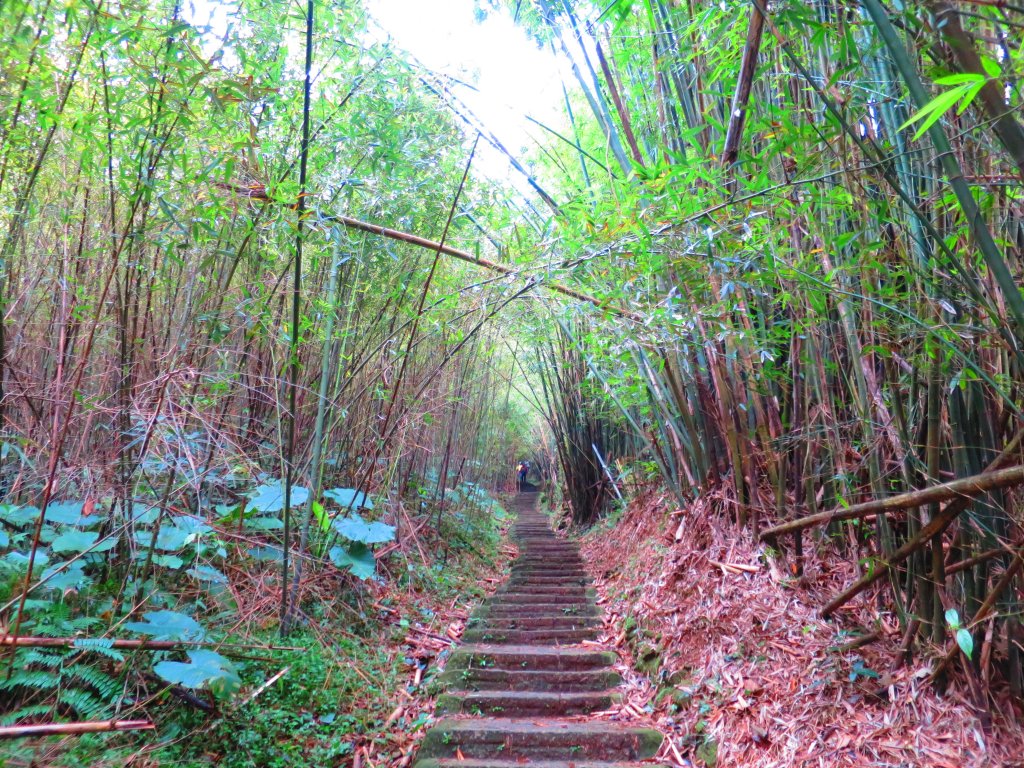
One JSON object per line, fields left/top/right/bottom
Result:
{"left": 578, "top": 491, "right": 1024, "bottom": 768}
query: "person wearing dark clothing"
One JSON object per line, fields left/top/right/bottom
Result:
{"left": 517, "top": 460, "right": 530, "bottom": 490}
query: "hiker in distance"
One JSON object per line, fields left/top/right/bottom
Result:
{"left": 516, "top": 460, "right": 530, "bottom": 490}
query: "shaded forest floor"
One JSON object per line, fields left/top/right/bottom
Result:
{"left": 577, "top": 491, "right": 1024, "bottom": 768}
{"left": 2, "top": 507, "right": 516, "bottom": 768}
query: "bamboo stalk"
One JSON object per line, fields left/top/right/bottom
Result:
{"left": 721, "top": 1, "right": 765, "bottom": 167}
{"left": 761, "top": 464, "right": 1024, "bottom": 540}
{"left": 0, "top": 720, "right": 154, "bottom": 739}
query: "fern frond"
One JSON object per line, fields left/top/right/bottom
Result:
{"left": 20, "top": 649, "right": 67, "bottom": 668}
{"left": 66, "top": 664, "right": 121, "bottom": 701}
{"left": 0, "top": 704, "right": 52, "bottom": 726}
{"left": 72, "top": 638, "right": 126, "bottom": 662}
{"left": 0, "top": 670, "right": 59, "bottom": 691}
{"left": 58, "top": 687, "right": 110, "bottom": 719}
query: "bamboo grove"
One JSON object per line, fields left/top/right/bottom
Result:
{"left": 2, "top": 0, "right": 1024, "bottom": 742}
{"left": 0, "top": 0, "right": 542, "bottom": 732}
{"left": 498, "top": 0, "right": 1024, "bottom": 708}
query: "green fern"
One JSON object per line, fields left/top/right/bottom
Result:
{"left": 58, "top": 687, "right": 111, "bottom": 719}
{"left": 66, "top": 664, "right": 122, "bottom": 701}
{"left": 72, "top": 637, "right": 126, "bottom": 662}
{"left": 0, "top": 669, "right": 59, "bottom": 691}
{"left": 0, "top": 704, "right": 52, "bottom": 726}
{"left": 20, "top": 649, "right": 65, "bottom": 668}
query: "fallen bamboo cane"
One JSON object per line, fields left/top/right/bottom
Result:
{"left": 819, "top": 429, "right": 1024, "bottom": 617}
{"left": 761, "top": 464, "right": 1024, "bottom": 541}
{"left": 0, "top": 636, "right": 305, "bottom": 652}
{"left": 0, "top": 719, "right": 154, "bottom": 739}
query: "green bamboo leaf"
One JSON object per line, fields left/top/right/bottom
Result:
{"left": 900, "top": 85, "right": 972, "bottom": 140}
{"left": 956, "top": 628, "right": 974, "bottom": 659}
{"left": 956, "top": 81, "right": 986, "bottom": 115}
{"left": 933, "top": 73, "right": 985, "bottom": 86}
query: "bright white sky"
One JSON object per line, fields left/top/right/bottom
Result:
{"left": 369, "top": 0, "right": 566, "bottom": 148}
{"left": 185, "top": 0, "right": 571, "bottom": 188}
{"left": 368, "top": 0, "right": 570, "bottom": 188}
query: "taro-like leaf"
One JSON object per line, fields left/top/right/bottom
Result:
{"left": 134, "top": 524, "right": 190, "bottom": 552}
{"left": 46, "top": 501, "right": 96, "bottom": 527}
{"left": 187, "top": 565, "right": 228, "bottom": 584}
{"left": 0, "top": 504, "right": 39, "bottom": 527}
{"left": 0, "top": 530, "right": 8, "bottom": 548}
{"left": 51, "top": 530, "right": 104, "bottom": 554}
{"left": 248, "top": 482, "right": 309, "bottom": 513}
{"left": 329, "top": 542, "right": 376, "bottom": 580}
{"left": 323, "top": 487, "right": 373, "bottom": 510}
{"left": 4, "top": 550, "right": 50, "bottom": 570}
{"left": 129, "top": 503, "right": 162, "bottom": 525}
{"left": 154, "top": 649, "right": 241, "bottom": 697}
{"left": 247, "top": 545, "right": 284, "bottom": 562}
{"left": 152, "top": 553, "right": 185, "bottom": 569}
{"left": 125, "top": 610, "right": 204, "bottom": 641}
{"left": 331, "top": 513, "right": 395, "bottom": 545}
{"left": 40, "top": 561, "right": 91, "bottom": 591}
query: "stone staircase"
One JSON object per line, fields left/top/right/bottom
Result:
{"left": 414, "top": 492, "right": 663, "bottom": 768}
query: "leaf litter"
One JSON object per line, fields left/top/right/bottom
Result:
{"left": 577, "top": 490, "right": 1024, "bottom": 768}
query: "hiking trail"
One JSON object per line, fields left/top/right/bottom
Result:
{"left": 414, "top": 491, "right": 664, "bottom": 768}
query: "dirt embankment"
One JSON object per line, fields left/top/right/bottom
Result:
{"left": 578, "top": 490, "right": 1024, "bottom": 768}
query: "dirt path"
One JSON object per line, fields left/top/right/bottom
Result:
{"left": 413, "top": 491, "right": 663, "bottom": 767}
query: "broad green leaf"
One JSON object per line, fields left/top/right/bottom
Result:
{"left": 323, "top": 487, "right": 373, "bottom": 510}
{"left": 329, "top": 542, "right": 376, "bottom": 579}
{"left": 247, "top": 545, "right": 284, "bottom": 562}
{"left": 41, "top": 561, "right": 91, "bottom": 591}
{"left": 152, "top": 554, "right": 185, "bottom": 569}
{"left": 154, "top": 649, "right": 241, "bottom": 697}
{"left": 51, "top": 530, "right": 99, "bottom": 554}
{"left": 125, "top": 610, "right": 205, "bottom": 641}
{"left": 4, "top": 550, "right": 49, "bottom": 570}
{"left": 248, "top": 516, "right": 285, "bottom": 531}
{"left": 134, "top": 528, "right": 192, "bottom": 552}
{"left": 46, "top": 501, "right": 97, "bottom": 527}
{"left": 0, "top": 530, "right": 8, "bottom": 548}
{"left": 187, "top": 565, "right": 228, "bottom": 584}
{"left": 944, "top": 608, "right": 960, "bottom": 628}
{"left": 0, "top": 504, "right": 39, "bottom": 527}
{"left": 248, "top": 482, "right": 309, "bottom": 513}
{"left": 331, "top": 513, "right": 395, "bottom": 545}
{"left": 129, "top": 503, "right": 162, "bottom": 525}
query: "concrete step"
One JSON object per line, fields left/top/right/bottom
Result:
{"left": 487, "top": 592, "right": 594, "bottom": 606}
{"left": 506, "top": 578, "right": 590, "bottom": 588}
{"left": 418, "top": 718, "right": 663, "bottom": 761}
{"left": 462, "top": 627, "right": 600, "bottom": 645}
{"left": 417, "top": 760, "right": 664, "bottom": 768}
{"left": 437, "top": 667, "right": 621, "bottom": 692}
{"left": 436, "top": 690, "right": 620, "bottom": 717}
{"left": 447, "top": 644, "right": 617, "bottom": 672}
{"left": 467, "top": 615, "right": 601, "bottom": 630}
{"left": 493, "top": 589, "right": 598, "bottom": 602}
{"left": 475, "top": 610, "right": 602, "bottom": 622}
